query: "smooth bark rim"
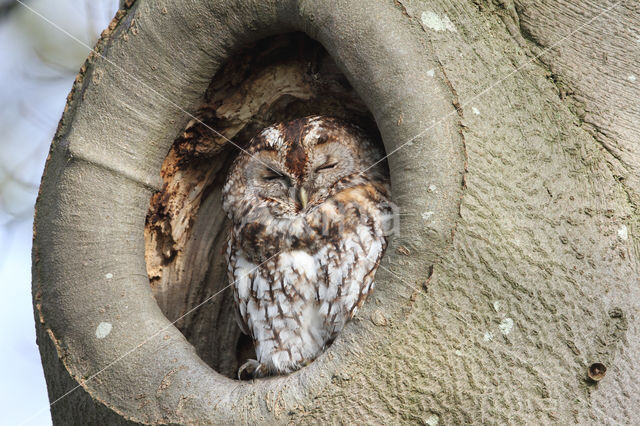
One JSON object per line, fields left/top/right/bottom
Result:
{"left": 32, "top": 0, "right": 464, "bottom": 423}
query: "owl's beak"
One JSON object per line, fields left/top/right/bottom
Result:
{"left": 298, "top": 187, "right": 309, "bottom": 208}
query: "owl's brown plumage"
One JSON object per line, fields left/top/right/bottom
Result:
{"left": 222, "top": 116, "right": 392, "bottom": 378}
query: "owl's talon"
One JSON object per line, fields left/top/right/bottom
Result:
{"left": 238, "top": 359, "right": 266, "bottom": 380}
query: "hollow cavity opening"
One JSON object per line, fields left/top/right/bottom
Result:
{"left": 144, "top": 33, "right": 386, "bottom": 379}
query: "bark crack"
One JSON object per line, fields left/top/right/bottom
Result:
{"left": 495, "top": 0, "right": 638, "bottom": 213}
{"left": 432, "top": 55, "right": 468, "bottom": 241}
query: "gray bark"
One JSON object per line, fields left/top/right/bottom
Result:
{"left": 32, "top": 0, "right": 639, "bottom": 424}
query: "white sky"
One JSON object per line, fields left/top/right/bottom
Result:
{"left": 0, "top": 1, "right": 117, "bottom": 424}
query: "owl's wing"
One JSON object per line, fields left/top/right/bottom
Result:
{"left": 228, "top": 243, "right": 252, "bottom": 337}
{"left": 322, "top": 223, "right": 386, "bottom": 340}
{"left": 233, "top": 298, "right": 250, "bottom": 336}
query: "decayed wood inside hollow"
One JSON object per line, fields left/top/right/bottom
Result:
{"left": 144, "top": 33, "right": 380, "bottom": 378}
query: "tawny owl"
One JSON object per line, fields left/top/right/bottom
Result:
{"left": 222, "top": 116, "right": 392, "bottom": 379}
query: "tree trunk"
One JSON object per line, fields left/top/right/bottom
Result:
{"left": 33, "top": 0, "right": 639, "bottom": 424}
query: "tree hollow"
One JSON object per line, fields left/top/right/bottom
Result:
{"left": 144, "top": 33, "right": 382, "bottom": 378}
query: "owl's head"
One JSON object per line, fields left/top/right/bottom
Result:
{"left": 223, "top": 116, "right": 387, "bottom": 220}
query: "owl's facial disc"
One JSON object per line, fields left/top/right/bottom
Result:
{"left": 235, "top": 117, "right": 380, "bottom": 218}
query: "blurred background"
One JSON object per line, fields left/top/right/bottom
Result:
{"left": 0, "top": 0, "right": 118, "bottom": 423}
